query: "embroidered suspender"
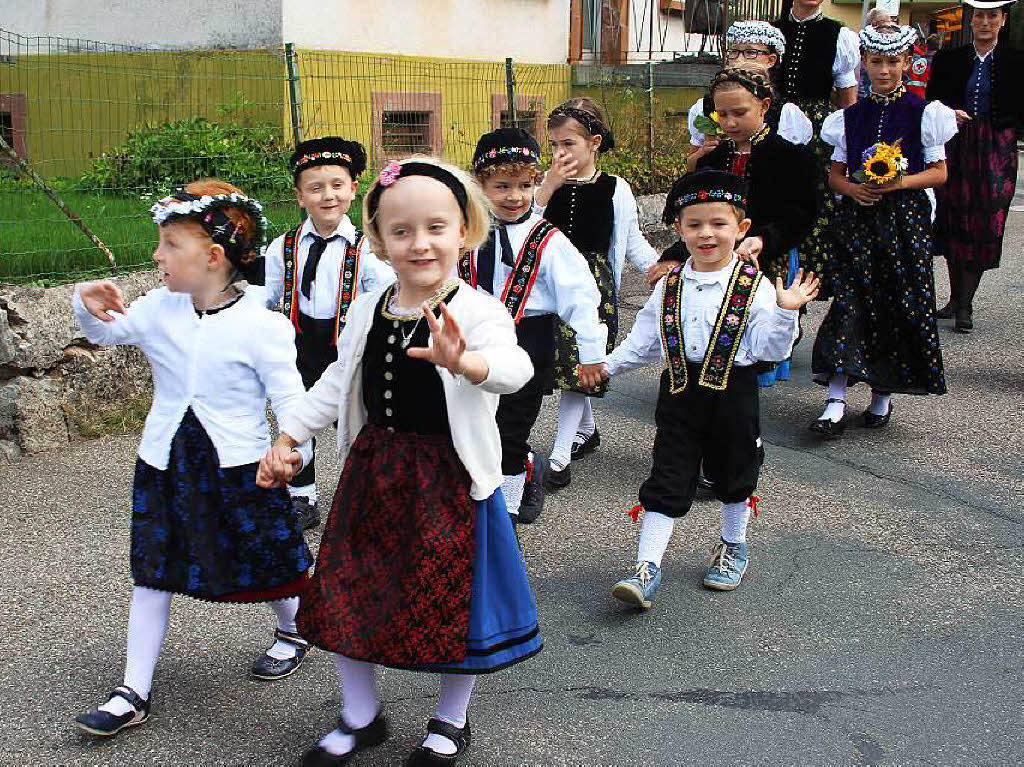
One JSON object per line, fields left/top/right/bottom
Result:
{"left": 460, "top": 220, "right": 556, "bottom": 324}
{"left": 660, "top": 260, "right": 762, "bottom": 393}
{"left": 281, "top": 226, "right": 363, "bottom": 345}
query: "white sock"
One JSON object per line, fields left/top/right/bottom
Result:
{"left": 266, "top": 597, "right": 300, "bottom": 660}
{"left": 721, "top": 501, "right": 751, "bottom": 544}
{"left": 636, "top": 511, "right": 675, "bottom": 567}
{"left": 288, "top": 483, "right": 317, "bottom": 504}
{"left": 501, "top": 473, "right": 527, "bottom": 517}
{"left": 578, "top": 397, "right": 596, "bottom": 438}
{"left": 422, "top": 674, "right": 477, "bottom": 755}
{"left": 551, "top": 392, "right": 587, "bottom": 469}
{"left": 820, "top": 374, "right": 848, "bottom": 422}
{"left": 869, "top": 391, "right": 891, "bottom": 416}
{"left": 319, "top": 655, "right": 380, "bottom": 756}
{"left": 101, "top": 586, "right": 171, "bottom": 715}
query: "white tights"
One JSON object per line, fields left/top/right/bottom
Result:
{"left": 551, "top": 393, "right": 593, "bottom": 470}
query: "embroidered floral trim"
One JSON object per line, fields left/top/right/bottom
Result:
{"left": 473, "top": 145, "right": 541, "bottom": 170}
{"left": 499, "top": 220, "right": 555, "bottom": 323}
{"left": 379, "top": 160, "right": 402, "bottom": 187}
{"left": 676, "top": 188, "right": 747, "bottom": 208}
{"left": 293, "top": 151, "right": 353, "bottom": 169}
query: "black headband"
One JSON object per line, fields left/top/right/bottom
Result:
{"left": 366, "top": 161, "right": 469, "bottom": 222}
{"left": 710, "top": 69, "right": 774, "bottom": 100}
{"left": 548, "top": 106, "right": 616, "bottom": 153}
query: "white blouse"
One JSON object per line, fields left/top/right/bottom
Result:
{"left": 263, "top": 214, "right": 395, "bottom": 318}
{"left": 467, "top": 213, "right": 608, "bottom": 363}
{"left": 72, "top": 287, "right": 313, "bottom": 471}
{"left": 606, "top": 257, "right": 798, "bottom": 375}
{"left": 688, "top": 100, "right": 814, "bottom": 147}
{"left": 820, "top": 101, "right": 959, "bottom": 165}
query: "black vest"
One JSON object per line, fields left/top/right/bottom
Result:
{"left": 544, "top": 173, "right": 616, "bottom": 254}
{"left": 774, "top": 16, "right": 842, "bottom": 102}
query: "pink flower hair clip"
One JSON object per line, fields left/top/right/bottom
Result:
{"left": 379, "top": 160, "right": 402, "bottom": 187}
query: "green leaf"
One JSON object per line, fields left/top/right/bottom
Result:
{"left": 693, "top": 114, "right": 722, "bottom": 136}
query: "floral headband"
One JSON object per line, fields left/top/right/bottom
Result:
{"left": 548, "top": 106, "right": 616, "bottom": 153}
{"left": 291, "top": 150, "right": 353, "bottom": 172}
{"left": 150, "top": 192, "right": 269, "bottom": 261}
{"left": 675, "top": 188, "right": 747, "bottom": 209}
{"left": 859, "top": 24, "right": 918, "bottom": 54}
{"left": 726, "top": 21, "right": 787, "bottom": 58}
{"left": 473, "top": 145, "right": 542, "bottom": 171}
{"left": 368, "top": 160, "right": 469, "bottom": 221}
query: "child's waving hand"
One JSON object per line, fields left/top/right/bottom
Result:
{"left": 775, "top": 268, "right": 819, "bottom": 310}
{"left": 78, "top": 280, "right": 126, "bottom": 321}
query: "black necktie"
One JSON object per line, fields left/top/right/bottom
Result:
{"left": 477, "top": 225, "right": 515, "bottom": 295}
{"left": 301, "top": 233, "right": 340, "bottom": 299}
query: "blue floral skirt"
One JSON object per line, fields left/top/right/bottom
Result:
{"left": 130, "top": 408, "right": 312, "bottom": 602}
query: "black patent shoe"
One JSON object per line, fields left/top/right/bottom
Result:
{"left": 74, "top": 685, "right": 151, "bottom": 737}
{"left": 695, "top": 473, "right": 714, "bottom": 498}
{"left": 301, "top": 712, "right": 390, "bottom": 766}
{"left": 570, "top": 428, "right": 601, "bottom": 459}
{"left": 544, "top": 463, "right": 571, "bottom": 490}
{"left": 250, "top": 629, "right": 312, "bottom": 680}
{"left": 954, "top": 307, "right": 973, "bottom": 334}
{"left": 935, "top": 299, "right": 957, "bottom": 320}
{"left": 862, "top": 403, "right": 893, "bottom": 429}
{"left": 405, "top": 718, "right": 472, "bottom": 766}
{"left": 518, "top": 452, "right": 548, "bottom": 524}
{"left": 293, "top": 496, "right": 321, "bottom": 531}
{"left": 809, "top": 418, "right": 846, "bottom": 438}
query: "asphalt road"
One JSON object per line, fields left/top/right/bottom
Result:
{"left": 1, "top": 186, "right": 1022, "bottom": 766}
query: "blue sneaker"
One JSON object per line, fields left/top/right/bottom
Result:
{"left": 702, "top": 540, "right": 748, "bottom": 591}
{"left": 612, "top": 561, "right": 661, "bottom": 609}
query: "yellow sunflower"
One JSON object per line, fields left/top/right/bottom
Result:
{"left": 863, "top": 148, "right": 899, "bottom": 184}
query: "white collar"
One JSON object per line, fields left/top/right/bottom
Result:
{"left": 683, "top": 255, "right": 737, "bottom": 284}
{"left": 974, "top": 45, "right": 996, "bottom": 62}
{"left": 789, "top": 9, "right": 823, "bottom": 24}
{"left": 301, "top": 214, "right": 356, "bottom": 243}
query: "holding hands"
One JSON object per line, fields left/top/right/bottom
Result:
{"left": 256, "top": 435, "right": 303, "bottom": 488}
{"left": 775, "top": 268, "right": 820, "bottom": 310}
{"left": 578, "top": 362, "right": 606, "bottom": 389}
{"left": 78, "top": 280, "right": 126, "bottom": 322}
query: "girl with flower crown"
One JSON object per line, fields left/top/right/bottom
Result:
{"left": 71, "top": 179, "right": 316, "bottom": 738}
{"left": 810, "top": 24, "right": 957, "bottom": 438}
{"left": 257, "top": 157, "right": 540, "bottom": 766}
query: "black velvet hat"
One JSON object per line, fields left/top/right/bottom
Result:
{"left": 289, "top": 136, "right": 367, "bottom": 182}
{"left": 662, "top": 170, "right": 749, "bottom": 225}
{"left": 472, "top": 127, "right": 542, "bottom": 173}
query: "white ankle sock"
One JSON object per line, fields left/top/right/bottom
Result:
{"left": 636, "top": 511, "right": 675, "bottom": 567}
{"left": 869, "top": 391, "right": 891, "bottom": 416}
{"left": 578, "top": 397, "right": 596, "bottom": 438}
{"left": 421, "top": 674, "right": 477, "bottom": 755}
{"left": 551, "top": 392, "right": 587, "bottom": 469}
{"left": 288, "top": 483, "right": 317, "bottom": 504}
{"left": 266, "top": 597, "right": 300, "bottom": 660}
{"left": 319, "top": 655, "right": 380, "bottom": 756}
{"left": 820, "top": 374, "right": 848, "bottom": 422}
{"left": 721, "top": 501, "right": 751, "bottom": 544}
{"left": 101, "top": 586, "right": 171, "bottom": 715}
{"left": 501, "top": 472, "right": 527, "bottom": 517}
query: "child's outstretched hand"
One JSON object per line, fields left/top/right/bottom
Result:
{"left": 78, "top": 280, "right": 126, "bottom": 322}
{"left": 407, "top": 302, "right": 490, "bottom": 383}
{"left": 775, "top": 268, "right": 819, "bottom": 310}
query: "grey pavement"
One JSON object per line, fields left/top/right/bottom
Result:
{"left": 2, "top": 194, "right": 1023, "bottom": 765}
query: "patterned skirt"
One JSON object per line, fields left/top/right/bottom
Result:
{"left": 297, "top": 424, "right": 542, "bottom": 674}
{"left": 794, "top": 97, "right": 839, "bottom": 300}
{"left": 130, "top": 408, "right": 312, "bottom": 602}
{"left": 933, "top": 120, "right": 1018, "bottom": 272}
{"left": 812, "top": 190, "right": 946, "bottom": 395}
{"left": 554, "top": 250, "right": 618, "bottom": 396}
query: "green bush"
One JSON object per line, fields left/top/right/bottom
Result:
{"left": 81, "top": 115, "right": 292, "bottom": 197}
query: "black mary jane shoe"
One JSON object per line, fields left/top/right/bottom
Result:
{"left": 862, "top": 402, "right": 893, "bottom": 429}
{"left": 517, "top": 451, "right": 548, "bottom": 524}
{"left": 293, "top": 496, "right": 321, "bottom": 531}
{"left": 935, "top": 300, "right": 957, "bottom": 321}
{"left": 954, "top": 307, "right": 973, "bottom": 334}
{"left": 695, "top": 472, "right": 715, "bottom": 498}
{"left": 808, "top": 398, "right": 846, "bottom": 439}
{"left": 301, "top": 712, "right": 390, "bottom": 767}
{"left": 570, "top": 428, "right": 601, "bottom": 460}
{"left": 405, "top": 718, "right": 472, "bottom": 766}
{"left": 250, "top": 629, "right": 312, "bottom": 680}
{"left": 544, "top": 463, "right": 571, "bottom": 491}
{"left": 74, "top": 685, "right": 151, "bottom": 737}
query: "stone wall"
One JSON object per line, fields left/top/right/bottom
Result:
{"left": 0, "top": 272, "right": 160, "bottom": 460}
{"left": 0, "top": 195, "right": 675, "bottom": 462}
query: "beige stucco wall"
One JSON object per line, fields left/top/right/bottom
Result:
{"left": 282, "top": 0, "right": 571, "bottom": 63}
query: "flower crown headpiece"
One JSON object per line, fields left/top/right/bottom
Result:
{"left": 473, "top": 145, "right": 542, "bottom": 171}
{"left": 859, "top": 24, "right": 918, "bottom": 54}
{"left": 291, "top": 151, "right": 354, "bottom": 172}
{"left": 726, "top": 21, "right": 787, "bottom": 58}
{"left": 150, "top": 192, "right": 269, "bottom": 257}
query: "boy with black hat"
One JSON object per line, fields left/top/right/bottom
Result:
{"left": 264, "top": 137, "right": 395, "bottom": 529}
{"left": 463, "top": 127, "right": 606, "bottom": 525}
{"left": 601, "top": 170, "right": 819, "bottom": 607}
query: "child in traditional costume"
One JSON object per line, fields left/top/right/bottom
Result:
{"left": 602, "top": 170, "right": 818, "bottom": 605}
{"left": 810, "top": 24, "right": 955, "bottom": 437}
{"left": 72, "top": 180, "right": 316, "bottom": 737}
{"left": 258, "top": 158, "right": 541, "bottom": 766}
{"left": 464, "top": 127, "right": 606, "bottom": 524}
{"left": 535, "top": 97, "right": 661, "bottom": 489}
{"left": 263, "top": 137, "right": 394, "bottom": 529}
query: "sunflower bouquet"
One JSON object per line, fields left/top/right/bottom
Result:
{"left": 852, "top": 140, "right": 909, "bottom": 185}
{"left": 693, "top": 111, "right": 724, "bottom": 138}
